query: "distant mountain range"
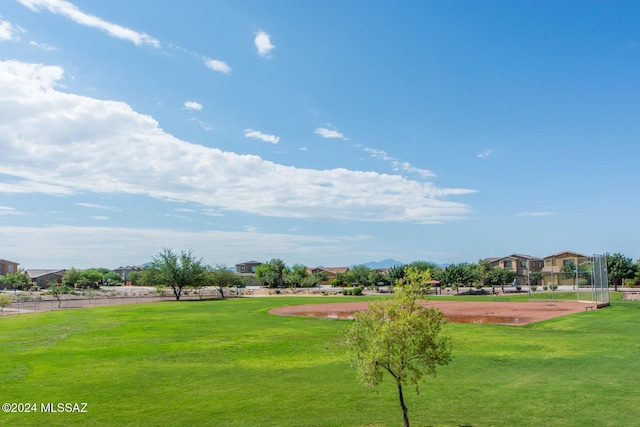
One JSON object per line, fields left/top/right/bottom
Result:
{"left": 352, "top": 259, "right": 404, "bottom": 269}
{"left": 351, "top": 259, "right": 449, "bottom": 269}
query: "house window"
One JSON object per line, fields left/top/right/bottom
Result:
{"left": 520, "top": 260, "right": 526, "bottom": 268}
{"left": 240, "top": 265, "right": 245, "bottom": 272}
{"left": 249, "top": 266, "right": 255, "bottom": 273}
{"left": 8, "top": 265, "right": 14, "bottom": 273}
{"left": 503, "top": 260, "right": 512, "bottom": 269}
{"left": 563, "top": 259, "right": 573, "bottom": 266}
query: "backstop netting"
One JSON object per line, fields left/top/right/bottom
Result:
{"left": 577, "top": 254, "right": 609, "bottom": 307}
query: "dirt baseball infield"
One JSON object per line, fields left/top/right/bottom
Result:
{"left": 269, "top": 300, "right": 596, "bottom": 325}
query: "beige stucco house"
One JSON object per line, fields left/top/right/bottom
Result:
{"left": 542, "top": 251, "right": 591, "bottom": 286}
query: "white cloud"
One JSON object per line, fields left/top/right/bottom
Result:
{"left": 29, "top": 40, "right": 57, "bottom": 51}
{"left": 17, "top": 0, "right": 160, "bottom": 47}
{"left": 204, "top": 58, "right": 231, "bottom": 74}
{"left": 0, "top": 206, "right": 19, "bottom": 215}
{"left": 0, "top": 180, "right": 74, "bottom": 195}
{"left": 0, "top": 225, "right": 373, "bottom": 269}
{"left": 477, "top": 149, "right": 493, "bottom": 159}
{"left": 254, "top": 30, "right": 274, "bottom": 57}
{"left": 364, "top": 148, "right": 435, "bottom": 178}
{"left": 0, "top": 60, "right": 475, "bottom": 225}
{"left": 183, "top": 101, "right": 202, "bottom": 111}
{"left": 517, "top": 211, "right": 554, "bottom": 217}
{"left": 0, "top": 18, "right": 17, "bottom": 41}
{"left": 314, "top": 127, "right": 347, "bottom": 139}
{"left": 189, "top": 117, "right": 213, "bottom": 131}
{"left": 244, "top": 129, "right": 280, "bottom": 144}
{"left": 91, "top": 215, "right": 109, "bottom": 220}
{"left": 76, "top": 202, "right": 121, "bottom": 211}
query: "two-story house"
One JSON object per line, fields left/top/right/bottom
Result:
{"left": 0, "top": 259, "right": 19, "bottom": 276}
{"left": 542, "top": 251, "right": 590, "bottom": 286}
{"left": 484, "top": 254, "right": 544, "bottom": 285}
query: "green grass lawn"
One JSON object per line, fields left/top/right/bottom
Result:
{"left": 0, "top": 295, "right": 638, "bottom": 426}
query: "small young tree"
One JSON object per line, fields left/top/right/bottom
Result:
{"left": 345, "top": 267, "right": 452, "bottom": 427}
{"left": 46, "top": 283, "right": 73, "bottom": 308}
{"left": 207, "top": 264, "right": 242, "bottom": 298}
{"left": 0, "top": 293, "right": 12, "bottom": 315}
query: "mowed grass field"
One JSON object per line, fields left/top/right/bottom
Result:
{"left": 0, "top": 293, "right": 639, "bottom": 426}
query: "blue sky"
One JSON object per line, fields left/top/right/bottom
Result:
{"left": 1, "top": 0, "right": 639, "bottom": 269}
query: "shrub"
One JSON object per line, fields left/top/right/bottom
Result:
{"left": 530, "top": 285, "right": 537, "bottom": 292}
{"left": 352, "top": 286, "right": 363, "bottom": 296}
{"left": 515, "top": 285, "right": 522, "bottom": 291}
{"left": 330, "top": 279, "right": 340, "bottom": 287}
{"left": 550, "top": 283, "right": 558, "bottom": 290}
{"left": 543, "top": 285, "right": 548, "bottom": 291}
{"left": 578, "top": 279, "right": 591, "bottom": 288}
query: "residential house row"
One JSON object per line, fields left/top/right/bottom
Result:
{"left": 484, "top": 250, "right": 592, "bottom": 287}
{"left": 0, "top": 250, "right": 601, "bottom": 290}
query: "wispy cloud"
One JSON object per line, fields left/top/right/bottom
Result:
{"left": 244, "top": 129, "right": 280, "bottom": 144}
{"left": 183, "top": 101, "right": 202, "bottom": 111}
{"left": 314, "top": 127, "right": 347, "bottom": 140}
{"left": 365, "top": 148, "right": 435, "bottom": 178}
{"left": 0, "top": 18, "right": 18, "bottom": 41}
{"left": 17, "top": 0, "right": 160, "bottom": 47}
{"left": 0, "top": 225, "right": 374, "bottom": 269}
{"left": 477, "top": 149, "right": 493, "bottom": 159}
{"left": 29, "top": 40, "right": 57, "bottom": 51}
{"left": 0, "top": 206, "right": 19, "bottom": 215}
{"left": 91, "top": 215, "right": 109, "bottom": 220}
{"left": 0, "top": 60, "right": 476, "bottom": 225}
{"left": 254, "top": 30, "right": 274, "bottom": 57}
{"left": 189, "top": 117, "right": 213, "bottom": 131}
{"left": 517, "top": 211, "right": 554, "bottom": 217}
{"left": 76, "top": 202, "right": 121, "bottom": 211}
{"left": 204, "top": 58, "right": 231, "bottom": 74}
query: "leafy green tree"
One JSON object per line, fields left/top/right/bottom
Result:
{"left": 476, "top": 259, "right": 491, "bottom": 287}
{"left": 78, "top": 269, "right": 104, "bottom": 288}
{"left": 4, "top": 271, "right": 29, "bottom": 291}
{"left": 407, "top": 260, "right": 440, "bottom": 273}
{"left": 349, "top": 265, "right": 373, "bottom": 286}
{"left": 147, "top": 248, "right": 208, "bottom": 300}
{"left": 126, "top": 270, "right": 142, "bottom": 286}
{"left": 102, "top": 271, "right": 123, "bottom": 286}
{"left": 46, "top": 283, "right": 73, "bottom": 308}
{"left": 284, "top": 264, "right": 309, "bottom": 288}
{"left": 528, "top": 271, "right": 543, "bottom": 286}
{"left": 386, "top": 265, "right": 407, "bottom": 283}
{"left": 255, "top": 258, "right": 288, "bottom": 288}
{"left": 438, "top": 264, "right": 476, "bottom": 293}
{"left": 488, "top": 267, "right": 514, "bottom": 292}
{"left": 301, "top": 271, "right": 328, "bottom": 287}
{"left": 334, "top": 271, "right": 350, "bottom": 287}
{"left": 367, "top": 269, "right": 389, "bottom": 287}
{"left": 62, "top": 268, "right": 82, "bottom": 288}
{"left": 560, "top": 261, "right": 590, "bottom": 289}
{"left": 345, "top": 267, "right": 452, "bottom": 427}
{"left": 606, "top": 253, "right": 637, "bottom": 291}
{"left": 207, "top": 264, "right": 242, "bottom": 298}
